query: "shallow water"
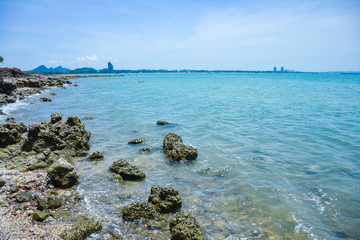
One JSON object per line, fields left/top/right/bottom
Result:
{"left": 2, "top": 72, "right": 360, "bottom": 239}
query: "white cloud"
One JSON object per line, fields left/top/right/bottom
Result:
{"left": 77, "top": 54, "right": 98, "bottom": 62}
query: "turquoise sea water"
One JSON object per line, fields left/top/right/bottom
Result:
{"left": 1, "top": 73, "right": 360, "bottom": 239}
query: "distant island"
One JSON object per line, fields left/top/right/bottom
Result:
{"left": 28, "top": 63, "right": 359, "bottom": 74}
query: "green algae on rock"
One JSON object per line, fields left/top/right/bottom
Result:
{"left": 31, "top": 211, "right": 50, "bottom": 222}
{"left": 148, "top": 185, "right": 182, "bottom": 213}
{"left": 163, "top": 133, "right": 198, "bottom": 161}
{"left": 122, "top": 202, "right": 157, "bottom": 222}
{"left": 60, "top": 217, "right": 102, "bottom": 240}
{"left": 88, "top": 151, "right": 104, "bottom": 160}
{"left": 109, "top": 159, "right": 145, "bottom": 180}
{"left": 169, "top": 213, "right": 205, "bottom": 240}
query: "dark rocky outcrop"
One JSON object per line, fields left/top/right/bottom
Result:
{"left": 88, "top": 151, "right": 104, "bottom": 160}
{"left": 128, "top": 138, "right": 145, "bottom": 144}
{"left": 22, "top": 114, "right": 91, "bottom": 157}
{"left": 169, "top": 213, "right": 206, "bottom": 240}
{"left": 109, "top": 159, "right": 145, "bottom": 180}
{"left": 60, "top": 217, "right": 102, "bottom": 240}
{"left": 148, "top": 185, "right": 182, "bottom": 213}
{"left": 122, "top": 202, "right": 157, "bottom": 222}
{"left": 157, "top": 120, "right": 169, "bottom": 125}
{"left": 163, "top": 133, "right": 198, "bottom": 161}
{"left": 47, "top": 159, "right": 79, "bottom": 188}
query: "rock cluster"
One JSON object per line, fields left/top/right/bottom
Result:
{"left": 109, "top": 159, "right": 146, "bottom": 180}
{"left": 163, "top": 133, "right": 198, "bottom": 161}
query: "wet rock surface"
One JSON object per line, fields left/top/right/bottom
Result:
{"left": 122, "top": 202, "right": 157, "bottom": 222}
{"left": 148, "top": 185, "right": 182, "bottom": 213}
{"left": 109, "top": 159, "right": 146, "bottom": 180}
{"left": 60, "top": 216, "right": 102, "bottom": 240}
{"left": 40, "top": 97, "right": 52, "bottom": 102}
{"left": 47, "top": 159, "right": 79, "bottom": 188}
{"left": 128, "top": 138, "right": 146, "bottom": 144}
{"left": 163, "top": 133, "right": 198, "bottom": 161}
{"left": 170, "top": 213, "right": 206, "bottom": 240}
{"left": 88, "top": 151, "right": 104, "bottom": 160}
{"left": 139, "top": 147, "right": 152, "bottom": 152}
{"left": 157, "top": 120, "right": 169, "bottom": 125}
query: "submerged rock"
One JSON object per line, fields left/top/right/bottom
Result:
{"left": 148, "top": 185, "right": 182, "bottom": 213}
{"left": 47, "top": 159, "right": 79, "bottom": 188}
{"left": 40, "top": 97, "right": 52, "bottom": 102}
{"left": 157, "top": 120, "right": 169, "bottom": 125}
{"left": 163, "top": 133, "right": 198, "bottom": 161}
{"left": 122, "top": 202, "right": 157, "bottom": 222}
{"left": 31, "top": 211, "right": 49, "bottom": 222}
{"left": 60, "top": 217, "right": 102, "bottom": 240}
{"left": 169, "top": 213, "right": 205, "bottom": 240}
{"left": 128, "top": 138, "right": 146, "bottom": 144}
{"left": 109, "top": 159, "right": 145, "bottom": 180}
{"left": 88, "top": 151, "right": 104, "bottom": 160}
{"left": 139, "top": 147, "right": 152, "bottom": 153}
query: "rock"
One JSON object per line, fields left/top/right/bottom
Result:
{"left": 47, "top": 159, "right": 79, "bottom": 188}
{"left": 0, "top": 178, "right": 5, "bottom": 187}
{"left": 0, "top": 120, "right": 27, "bottom": 148}
{"left": 148, "top": 185, "right": 182, "bottom": 213}
{"left": 122, "top": 202, "right": 157, "bottom": 222}
{"left": 16, "top": 191, "right": 33, "bottom": 203}
{"left": 60, "top": 217, "right": 102, "bottom": 240}
{"left": 51, "top": 210, "right": 70, "bottom": 219}
{"left": 50, "top": 92, "right": 57, "bottom": 95}
{"left": 47, "top": 195, "right": 63, "bottom": 209}
{"left": 40, "top": 97, "right": 52, "bottom": 102}
{"left": 36, "top": 195, "right": 47, "bottom": 210}
{"left": 31, "top": 211, "right": 49, "bottom": 221}
{"left": 51, "top": 112, "right": 62, "bottom": 123}
{"left": 169, "top": 213, "right": 205, "bottom": 240}
{"left": 83, "top": 116, "right": 93, "bottom": 120}
{"left": 88, "top": 151, "right": 104, "bottom": 160}
{"left": 22, "top": 114, "right": 91, "bottom": 157}
{"left": 139, "top": 147, "right": 152, "bottom": 152}
{"left": 157, "top": 120, "right": 169, "bottom": 125}
{"left": 73, "top": 84, "right": 78, "bottom": 87}
{"left": 163, "top": 133, "right": 198, "bottom": 161}
{"left": 108, "top": 229, "right": 122, "bottom": 239}
{"left": 109, "top": 159, "right": 145, "bottom": 180}
{"left": 128, "top": 138, "right": 145, "bottom": 144}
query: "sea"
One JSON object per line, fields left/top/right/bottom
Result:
{"left": 1, "top": 72, "right": 359, "bottom": 239}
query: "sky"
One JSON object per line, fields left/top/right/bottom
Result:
{"left": 0, "top": 0, "right": 359, "bottom": 72}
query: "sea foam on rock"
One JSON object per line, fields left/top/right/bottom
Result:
{"left": 163, "top": 133, "right": 198, "bottom": 161}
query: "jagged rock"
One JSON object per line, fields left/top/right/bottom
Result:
{"left": 109, "top": 159, "right": 145, "bottom": 180}
{"left": 128, "top": 138, "right": 145, "bottom": 144}
{"left": 22, "top": 114, "right": 91, "bottom": 157}
{"left": 0, "top": 76, "right": 17, "bottom": 93}
{"left": 40, "top": 97, "right": 52, "bottom": 102}
{"left": 88, "top": 151, "right": 104, "bottom": 160}
{"left": 163, "top": 133, "right": 198, "bottom": 161}
{"left": 60, "top": 217, "right": 102, "bottom": 240}
{"left": 47, "top": 159, "right": 79, "bottom": 188}
{"left": 31, "top": 211, "right": 49, "bottom": 221}
{"left": 157, "top": 120, "right": 169, "bottom": 125}
{"left": 122, "top": 202, "right": 157, "bottom": 222}
{"left": 0, "top": 178, "right": 5, "bottom": 187}
{"left": 169, "top": 213, "right": 205, "bottom": 240}
{"left": 0, "top": 119, "right": 27, "bottom": 148}
{"left": 148, "top": 185, "right": 182, "bottom": 213}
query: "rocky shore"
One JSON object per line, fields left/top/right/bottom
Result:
{"left": 0, "top": 68, "right": 206, "bottom": 239}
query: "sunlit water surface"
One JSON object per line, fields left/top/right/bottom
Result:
{"left": 2, "top": 73, "right": 360, "bottom": 239}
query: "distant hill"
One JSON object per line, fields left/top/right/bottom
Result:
{"left": 69, "top": 67, "right": 98, "bottom": 74}
{"left": 30, "top": 65, "right": 70, "bottom": 74}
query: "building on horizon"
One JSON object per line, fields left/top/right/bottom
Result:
{"left": 274, "top": 67, "right": 277, "bottom": 72}
{"left": 108, "top": 62, "right": 113, "bottom": 73}
{"left": 281, "top": 66, "right": 284, "bottom": 72}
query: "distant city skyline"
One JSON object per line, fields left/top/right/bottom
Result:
{"left": 0, "top": 0, "right": 359, "bottom": 72}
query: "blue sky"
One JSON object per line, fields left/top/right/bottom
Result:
{"left": 0, "top": 0, "right": 359, "bottom": 71}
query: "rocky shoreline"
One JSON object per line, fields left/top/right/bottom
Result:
{"left": 0, "top": 69, "right": 206, "bottom": 239}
